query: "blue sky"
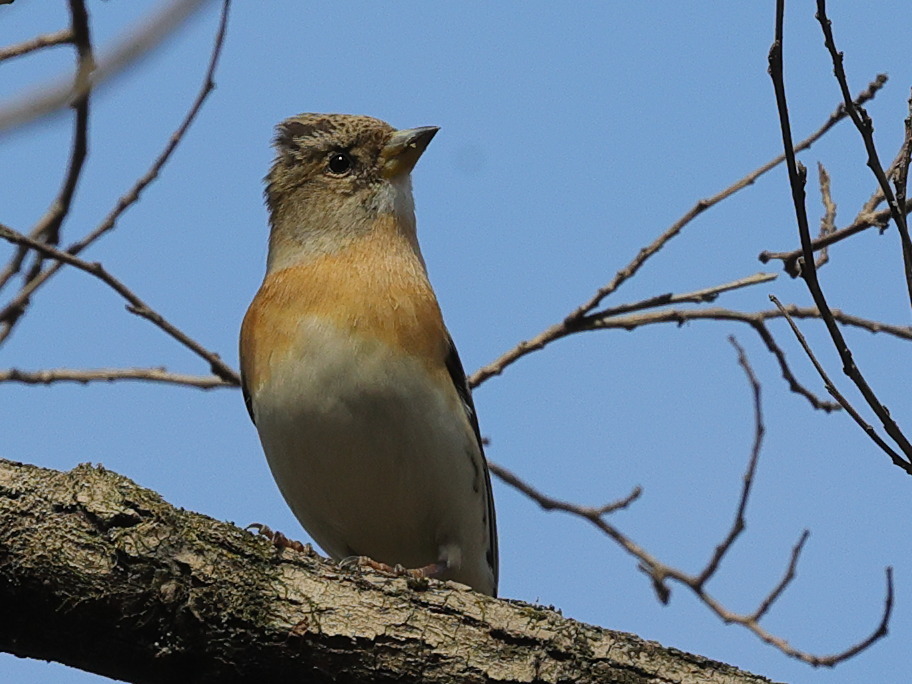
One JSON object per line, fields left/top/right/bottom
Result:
{"left": 3, "top": 1, "right": 912, "bottom": 681}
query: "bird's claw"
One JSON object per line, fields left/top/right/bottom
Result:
{"left": 247, "top": 523, "right": 311, "bottom": 554}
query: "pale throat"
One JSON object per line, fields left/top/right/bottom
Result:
{"left": 372, "top": 173, "right": 422, "bottom": 258}
{"left": 266, "top": 174, "right": 424, "bottom": 273}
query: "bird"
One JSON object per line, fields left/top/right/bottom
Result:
{"left": 239, "top": 113, "right": 498, "bottom": 596}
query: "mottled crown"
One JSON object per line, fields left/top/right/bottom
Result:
{"left": 274, "top": 113, "right": 395, "bottom": 157}
{"left": 264, "top": 113, "right": 397, "bottom": 212}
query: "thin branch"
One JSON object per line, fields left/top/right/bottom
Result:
{"left": 894, "top": 90, "right": 912, "bottom": 244}
{"left": 474, "top": 270, "right": 853, "bottom": 412}
{"left": 819, "top": 567, "right": 894, "bottom": 664}
{"left": 747, "top": 316, "right": 836, "bottom": 411}
{"left": 760, "top": 199, "right": 911, "bottom": 277}
{"left": 768, "top": 0, "right": 912, "bottom": 470}
{"left": 470, "top": 273, "right": 776, "bottom": 388}
{"left": 854, "top": 133, "right": 910, "bottom": 225}
{"left": 593, "top": 272, "right": 777, "bottom": 320}
{"left": 0, "top": 0, "right": 213, "bottom": 133}
{"left": 647, "top": 342, "right": 892, "bottom": 666}
{"left": 605, "top": 300, "right": 912, "bottom": 404}
{"left": 694, "top": 337, "right": 764, "bottom": 587}
{"left": 0, "top": 29, "right": 73, "bottom": 63}
{"left": 0, "top": 1, "right": 94, "bottom": 296}
{"left": 815, "top": 163, "right": 836, "bottom": 269}
{"left": 751, "top": 530, "right": 809, "bottom": 622}
{"left": 0, "top": 367, "right": 233, "bottom": 389}
{"left": 815, "top": 0, "right": 912, "bottom": 311}
{"left": 762, "top": 96, "right": 912, "bottom": 277}
{"left": 490, "top": 339, "right": 889, "bottom": 665}
{"left": 488, "top": 461, "right": 642, "bottom": 518}
{"left": 472, "top": 75, "right": 886, "bottom": 389}
{"left": 0, "top": 224, "right": 239, "bottom": 384}
{"left": 526, "top": 301, "right": 912, "bottom": 413}
{"left": 599, "top": 304, "right": 912, "bottom": 340}
{"left": 564, "top": 73, "right": 886, "bottom": 322}
{"left": 769, "top": 295, "right": 909, "bottom": 472}
{"left": 33, "top": 0, "right": 93, "bottom": 249}
{"left": 0, "top": 0, "right": 231, "bottom": 345}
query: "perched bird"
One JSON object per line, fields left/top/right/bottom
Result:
{"left": 240, "top": 113, "right": 498, "bottom": 596}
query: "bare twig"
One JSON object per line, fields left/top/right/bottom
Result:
{"left": 760, "top": 199, "right": 912, "bottom": 277}
{"left": 0, "top": 0, "right": 213, "bottom": 133}
{"left": 476, "top": 276, "right": 912, "bottom": 415}
{"left": 472, "top": 75, "right": 886, "bottom": 389}
{"left": 644, "top": 341, "right": 892, "bottom": 666}
{"left": 608, "top": 306, "right": 843, "bottom": 411}
{"left": 564, "top": 75, "right": 885, "bottom": 324}
{"left": 815, "top": 0, "right": 912, "bottom": 311}
{"left": 768, "top": 0, "right": 912, "bottom": 470}
{"left": 0, "top": 224, "right": 239, "bottom": 385}
{"left": 488, "top": 462, "right": 642, "bottom": 518}
{"left": 769, "top": 296, "right": 908, "bottom": 470}
{"left": 602, "top": 304, "right": 912, "bottom": 341}
{"left": 0, "top": 367, "right": 233, "bottom": 389}
{"left": 603, "top": 302, "right": 912, "bottom": 410}
{"left": 694, "top": 337, "right": 764, "bottom": 586}
{"left": 490, "top": 339, "right": 890, "bottom": 665}
{"left": 0, "top": 0, "right": 95, "bottom": 297}
{"left": 511, "top": 300, "right": 912, "bottom": 413}
{"left": 471, "top": 271, "right": 850, "bottom": 412}
{"left": 0, "top": 0, "right": 231, "bottom": 345}
{"left": 822, "top": 567, "right": 894, "bottom": 664}
{"left": 0, "top": 29, "right": 73, "bottom": 63}
{"left": 470, "top": 273, "right": 776, "bottom": 388}
{"left": 751, "top": 530, "right": 810, "bottom": 622}
{"left": 33, "top": 0, "right": 93, "bottom": 250}
{"left": 593, "top": 272, "right": 777, "bottom": 320}
{"left": 894, "top": 90, "right": 912, "bottom": 243}
{"left": 854, "top": 136, "right": 910, "bottom": 225}
{"left": 815, "top": 163, "right": 836, "bottom": 268}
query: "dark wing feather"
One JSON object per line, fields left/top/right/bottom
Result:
{"left": 444, "top": 335, "right": 499, "bottom": 594}
{"left": 241, "top": 373, "right": 256, "bottom": 424}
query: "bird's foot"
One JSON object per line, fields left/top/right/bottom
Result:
{"left": 342, "top": 556, "right": 448, "bottom": 588}
{"left": 247, "top": 523, "right": 311, "bottom": 554}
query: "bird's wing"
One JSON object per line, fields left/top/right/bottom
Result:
{"left": 444, "top": 334, "right": 499, "bottom": 591}
{"left": 241, "top": 373, "right": 255, "bottom": 424}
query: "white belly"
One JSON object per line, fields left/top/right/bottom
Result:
{"left": 252, "top": 317, "right": 491, "bottom": 590}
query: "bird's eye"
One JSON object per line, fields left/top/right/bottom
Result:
{"left": 327, "top": 152, "right": 353, "bottom": 176}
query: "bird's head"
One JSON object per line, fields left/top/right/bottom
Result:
{"left": 264, "top": 113, "right": 438, "bottom": 272}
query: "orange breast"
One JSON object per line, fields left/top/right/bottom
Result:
{"left": 240, "top": 225, "right": 448, "bottom": 396}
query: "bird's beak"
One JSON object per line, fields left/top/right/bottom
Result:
{"left": 381, "top": 126, "right": 439, "bottom": 179}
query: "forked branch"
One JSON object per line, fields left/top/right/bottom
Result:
{"left": 768, "top": 0, "right": 912, "bottom": 473}
{"left": 489, "top": 338, "right": 891, "bottom": 666}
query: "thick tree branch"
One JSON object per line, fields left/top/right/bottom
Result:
{"left": 0, "top": 458, "right": 778, "bottom": 684}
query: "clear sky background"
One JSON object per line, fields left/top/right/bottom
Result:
{"left": 3, "top": 2, "right": 912, "bottom": 682}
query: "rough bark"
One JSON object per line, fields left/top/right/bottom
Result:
{"left": 0, "top": 458, "right": 781, "bottom": 683}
